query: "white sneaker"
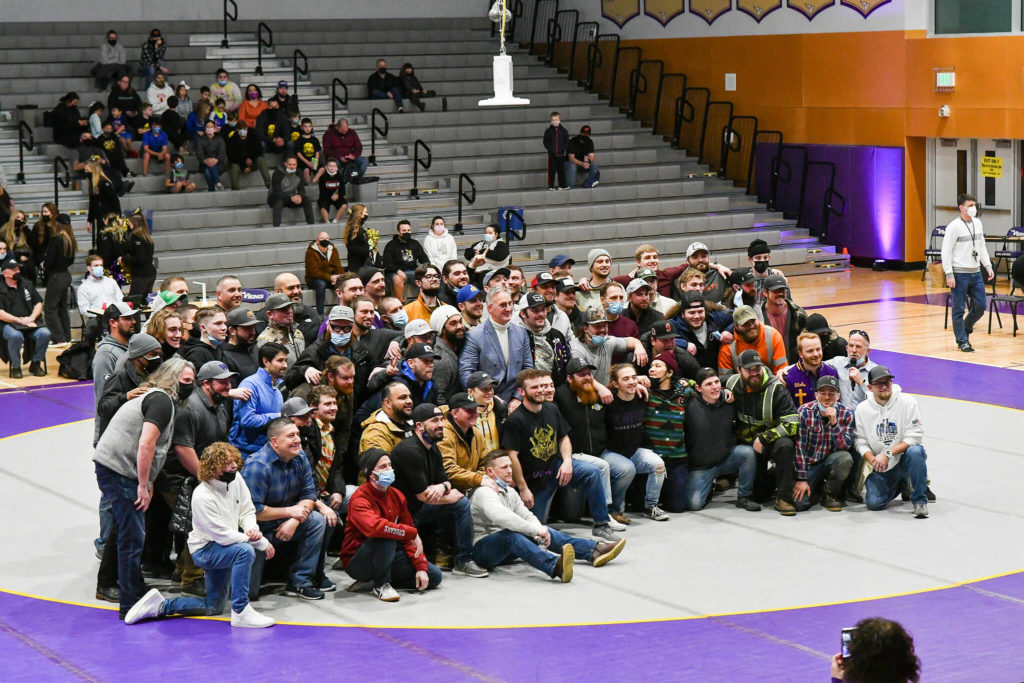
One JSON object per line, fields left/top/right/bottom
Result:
{"left": 231, "top": 604, "right": 275, "bottom": 628}
{"left": 373, "top": 583, "right": 400, "bottom": 602}
{"left": 124, "top": 587, "right": 164, "bottom": 625}
{"left": 605, "top": 516, "right": 627, "bottom": 532}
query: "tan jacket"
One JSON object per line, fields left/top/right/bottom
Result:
{"left": 358, "top": 409, "right": 412, "bottom": 455}
{"left": 438, "top": 409, "right": 489, "bottom": 492}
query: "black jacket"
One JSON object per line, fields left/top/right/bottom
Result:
{"left": 51, "top": 104, "right": 86, "bottom": 148}
{"left": 382, "top": 235, "right": 428, "bottom": 274}
{"left": 285, "top": 335, "right": 373, "bottom": 406}
{"left": 254, "top": 107, "right": 288, "bottom": 146}
{"left": 225, "top": 129, "right": 264, "bottom": 165}
{"left": 554, "top": 383, "right": 607, "bottom": 455}
{"left": 268, "top": 93, "right": 299, "bottom": 114}
{"left": 221, "top": 342, "right": 258, "bottom": 384}
{"left": 87, "top": 179, "right": 121, "bottom": 228}
{"left": 123, "top": 234, "right": 155, "bottom": 278}
{"left": 637, "top": 330, "right": 701, "bottom": 381}
{"left": 96, "top": 360, "right": 144, "bottom": 438}
{"left": 367, "top": 70, "right": 400, "bottom": 96}
{"left": 178, "top": 336, "right": 221, "bottom": 368}
{"left": 683, "top": 394, "right": 737, "bottom": 470}
{"left": 300, "top": 421, "right": 347, "bottom": 496}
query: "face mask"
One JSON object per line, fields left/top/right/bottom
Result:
{"left": 753, "top": 260, "right": 769, "bottom": 274}
{"left": 422, "top": 287, "right": 440, "bottom": 297}
{"left": 590, "top": 334, "right": 607, "bottom": 346}
{"left": 375, "top": 468, "right": 395, "bottom": 487}
{"left": 606, "top": 302, "right": 625, "bottom": 316}
{"left": 818, "top": 403, "right": 829, "bottom": 415}
{"left": 151, "top": 127, "right": 161, "bottom": 134}
{"left": 318, "top": 239, "right": 330, "bottom": 248}
{"left": 390, "top": 310, "right": 408, "bottom": 329}
{"left": 208, "top": 336, "right": 224, "bottom": 347}
{"left": 285, "top": 167, "right": 296, "bottom": 174}
{"left": 359, "top": 215, "right": 367, "bottom": 226}
{"left": 966, "top": 206, "right": 978, "bottom": 218}
{"left": 91, "top": 266, "right": 104, "bottom": 278}
{"left": 218, "top": 80, "right": 228, "bottom": 87}
{"left": 218, "top": 470, "right": 237, "bottom": 483}
{"left": 433, "top": 225, "right": 445, "bottom": 235}
{"left": 238, "top": 130, "right": 248, "bottom": 138}
{"left": 177, "top": 381, "right": 194, "bottom": 400}
{"left": 495, "top": 476, "right": 509, "bottom": 490}
{"left": 331, "top": 332, "right": 351, "bottom": 348}
{"left": 482, "top": 234, "right": 494, "bottom": 244}
{"left": 378, "top": 68, "right": 387, "bottom": 74}
{"left": 226, "top": 121, "right": 236, "bottom": 128}
{"left": 174, "top": 161, "right": 183, "bottom": 169}
{"left": 248, "top": 92, "right": 259, "bottom": 99}
{"left": 291, "top": 119, "right": 300, "bottom": 127}
{"left": 15, "top": 219, "right": 26, "bottom": 229}
{"left": 108, "top": 39, "right": 117, "bottom": 46}
{"left": 550, "top": 121, "right": 559, "bottom": 127}
{"left": 206, "top": 129, "right": 217, "bottom": 137}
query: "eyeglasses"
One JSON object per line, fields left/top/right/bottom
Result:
{"left": 849, "top": 329, "right": 871, "bottom": 343}
{"left": 421, "top": 274, "right": 440, "bottom": 281}
{"left": 870, "top": 379, "right": 892, "bottom": 388}
{"left": 329, "top": 324, "right": 353, "bottom": 333}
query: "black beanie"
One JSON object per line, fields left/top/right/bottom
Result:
{"left": 747, "top": 239, "right": 771, "bottom": 259}
{"left": 359, "top": 448, "right": 389, "bottom": 476}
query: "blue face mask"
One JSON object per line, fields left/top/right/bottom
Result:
{"left": 590, "top": 334, "right": 607, "bottom": 346}
{"left": 606, "top": 302, "right": 625, "bottom": 316}
{"left": 151, "top": 126, "right": 161, "bottom": 134}
{"left": 495, "top": 476, "right": 509, "bottom": 489}
{"left": 483, "top": 234, "right": 494, "bottom": 244}
{"left": 208, "top": 336, "right": 224, "bottom": 347}
{"left": 375, "top": 469, "right": 395, "bottom": 487}
{"left": 91, "top": 266, "right": 105, "bottom": 279}
{"left": 390, "top": 310, "right": 408, "bottom": 329}
{"left": 331, "top": 332, "right": 351, "bottom": 348}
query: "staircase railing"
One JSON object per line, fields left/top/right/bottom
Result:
{"left": 700, "top": 101, "right": 733, "bottom": 171}
{"left": 368, "top": 108, "right": 389, "bottom": 166}
{"left": 653, "top": 73, "right": 686, "bottom": 139}
{"left": 16, "top": 121, "right": 33, "bottom": 184}
{"left": 719, "top": 115, "right": 758, "bottom": 185}
{"left": 770, "top": 144, "right": 809, "bottom": 218}
{"left": 410, "top": 139, "right": 432, "bottom": 199}
{"left": 609, "top": 45, "right": 640, "bottom": 109}
{"left": 502, "top": 207, "right": 526, "bottom": 242}
{"left": 454, "top": 173, "right": 476, "bottom": 235}
{"left": 568, "top": 22, "right": 599, "bottom": 85}
{"left": 628, "top": 60, "right": 664, "bottom": 124}
{"left": 221, "top": 0, "right": 238, "bottom": 48}
{"left": 801, "top": 161, "right": 846, "bottom": 239}
{"left": 53, "top": 156, "right": 70, "bottom": 207}
{"left": 751, "top": 130, "right": 783, "bottom": 196}
{"left": 292, "top": 48, "right": 308, "bottom": 100}
{"left": 331, "top": 78, "right": 349, "bottom": 123}
{"left": 550, "top": 10, "right": 578, "bottom": 71}
{"left": 529, "top": 0, "right": 559, "bottom": 56}
{"left": 254, "top": 22, "right": 272, "bottom": 75}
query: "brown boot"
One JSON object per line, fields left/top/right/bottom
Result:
{"left": 552, "top": 544, "right": 574, "bottom": 583}
{"left": 775, "top": 499, "right": 797, "bottom": 516}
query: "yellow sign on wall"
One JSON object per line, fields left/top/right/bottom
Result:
{"left": 980, "top": 156, "right": 1003, "bottom": 178}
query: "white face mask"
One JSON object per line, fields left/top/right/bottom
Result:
{"left": 966, "top": 205, "right": 978, "bottom": 218}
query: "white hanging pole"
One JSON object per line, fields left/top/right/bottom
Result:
{"left": 480, "top": 0, "right": 530, "bottom": 107}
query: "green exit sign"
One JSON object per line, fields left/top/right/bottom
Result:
{"left": 935, "top": 69, "right": 956, "bottom": 91}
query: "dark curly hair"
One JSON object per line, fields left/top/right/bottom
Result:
{"left": 845, "top": 618, "right": 920, "bottom": 683}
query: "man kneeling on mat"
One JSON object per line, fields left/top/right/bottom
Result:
{"left": 470, "top": 450, "right": 625, "bottom": 583}
{"left": 125, "top": 442, "right": 276, "bottom": 628}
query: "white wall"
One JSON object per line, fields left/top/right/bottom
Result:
{"left": 556, "top": 0, "right": 908, "bottom": 39}
{"left": 2, "top": 0, "right": 484, "bottom": 23}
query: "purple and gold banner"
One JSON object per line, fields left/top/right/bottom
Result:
{"left": 689, "top": 0, "right": 732, "bottom": 25}
{"left": 602, "top": 0, "right": 641, "bottom": 27}
{"left": 737, "top": 0, "right": 783, "bottom": 22}
{"left": 644, "top": 0, "right": 685, "bottom": 26}
{"left": 788, "top": 0, "right": 835, "bottom": 20}
{"left": 840, "top": 0, "right": 891, "bottom": 18}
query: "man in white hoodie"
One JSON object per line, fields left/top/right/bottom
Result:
{"left": 470, "top": 450, "right": 625, "bottom": 582}
{"left": 854, "top": 366, "right": 929, "bottom": 518}
{"left": 124, "top": 442, "right": 276, "bottom": 627}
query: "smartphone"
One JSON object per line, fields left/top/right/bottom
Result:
{"left": 841, "top": 627, "right": 856, "bottom": 659}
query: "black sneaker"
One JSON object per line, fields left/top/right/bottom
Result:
{"left": 283, "top": 583, "right": 324, "bottom": 600}
{"left": 96, "top": 585, "right": 120, "bottom": 603}
{"left": 10, "top": 367, "right": 23, "bottom": 379}
{"left": 958, "top": 342, "right": 975, "bottom": 352}
{"left": 29, "top": 361, "right": 46, "bottom": 377}
{"left": 735, "top": 496, "right": 762, "bottom": 512}
{"left": 141, "top": 562, "right": 174, "bottom": 580}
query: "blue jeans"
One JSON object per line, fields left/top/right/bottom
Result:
{"left": 3, "top": 324, "right": 51, "bottom": 367}
{"left": 565, "top": 160, "right": 599, "bottom": 188}
{"left": 572, "top": 453, "right": 613, "bottom": 506}
{"left": 249, "top": 511, "right": 326, "bottom": 598}
{"left": 865, "top": 445, "right": 928, "bottom": 508}
{"left": 202, "top": 163, "right": 221, "bottom": 191}
{"left": 95, "top": 494, "right": 114, "bottom": 554}
{"left": 371, "top": 87, "right": 404, "bottom": 109}
{"left": 795, "top": 450, "right": 854, "bottom": 511}
{"left": 309, "top": 278, "right": 330, "bottom": 315}
{"left": 601, "top": 447, "right": 665, "bottom": 510}
{"left": 951, "top": 271, "right": 986, "bottom": 344}
{"left": 344, "top": 537, "right": 443, "bottom": 590}
{"left": 94, "top": 462, "right": 147, "bottom": 617}
{"left": 473, "top": 528, "right": 596, "bottom": 577}
{"left": 413, "top": 496, "right": 474, "bottom": 564}
{"left": 162, "top": 541, "right": 257, "bottom": 616}
{"left": 349, "top": 156, "right": 369, "bottom": 176}
{"left": 684, "top": 445, "right": 757, "bottom": 511}
{"left": 531, "top": 459, "right": 611, "bottom": 525}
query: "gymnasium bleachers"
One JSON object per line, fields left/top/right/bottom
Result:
{"left": 0, "top": 17, "right": 848, "bottom": 298}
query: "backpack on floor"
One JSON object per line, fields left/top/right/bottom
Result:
{"left": 56, "top": 340, "right": 94, "bottom": 380}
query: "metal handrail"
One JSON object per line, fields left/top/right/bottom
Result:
{"left": 255, "top": 22, "right": 273, "bottom": 75}
{"left": 502, "top": 207, "right": 526, "bottom": 242}
{"left": 368, "top": 108, "right": 389, "bottom": 166}
{"left": 610, "top": 45, "right": 640, "bottom": 107}
{"left": 750, "top": 129, "right": 782, "bottom": 195}
{"left": 331, "top": 78, "right": 349, "bottom": 123}
{"left": 628, "top": 59, "right": 663, "bottom": 121}
{"left": 221, "top": 0, "right": 238, "bottom": 48}
{"left": 804, "top": 161, "right": 845, "bottom": 239}
{"left": 410, "top": 139, "right": 432, "bottom": 199}
{"left": 568, "top": 19, "right": 595, "bottom": 83}
{"left": 53, "top": 156, "right": 70, "bottom": 207}
{"left": 292, "top": 48, "right": 308, "bottom": 100}
{"left": 16, "top": 121, "right": 33, "bottom": 184}
{"left": 454, "top": 173, "right": 476, "bottom": 234}
{"left": 551, "top": 9, "right": 578, "bottom": 72}
{"left": 653, "top": 72, "right": 685, "bottom": 136}
{"left": 769, "top": 144, "right": 808, "bottom": 218}
{"left": 584, "top": 32, "right": 604, "bottom": 91}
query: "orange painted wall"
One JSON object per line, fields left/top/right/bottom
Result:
{"left": 625, "top": 30, "right": 1024, "bottom": 259}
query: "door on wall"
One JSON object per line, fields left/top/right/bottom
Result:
{"left": 932, "top": 138, "right": 1018, "bottom": 237}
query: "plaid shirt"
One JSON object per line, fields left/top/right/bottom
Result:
{"left": 795, "top": 400, "right": 855, "bottom": 480}
{"left": 241, "top": 442, "right": 317, "bottom": 531}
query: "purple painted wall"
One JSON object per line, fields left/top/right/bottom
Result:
{"left": 756, "top": 143, "right": 906, "bottom": 262}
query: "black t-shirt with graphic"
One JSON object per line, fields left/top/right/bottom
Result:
{"left": 297, "top": 135, "right": 321, "bottom": 165}
{"left": 500, "top": 403, "right": 569, "bottom": 484}
{"left": 604, "top": 394, "right": 646, "bottom": 456}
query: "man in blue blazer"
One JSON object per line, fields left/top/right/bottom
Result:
{"left": 459, "top": 287, "right": 533, "bottom": 402}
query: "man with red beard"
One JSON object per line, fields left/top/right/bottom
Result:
{"left": 429, "top": 305, "right": 465, "bottom": 405}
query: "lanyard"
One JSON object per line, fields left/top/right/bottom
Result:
{"left": 962, "top": 218, "right": 979, "bottom": 260}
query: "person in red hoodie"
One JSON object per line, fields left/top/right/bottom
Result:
{"left": 321, "top": 119, "right": 368, "bottom": 179}
{"left": 340, "top": 448, "right": 443, "bottom": 602}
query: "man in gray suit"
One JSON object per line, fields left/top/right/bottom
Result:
{"left": 459, "top": 287, "right": 533, "bottom": 402}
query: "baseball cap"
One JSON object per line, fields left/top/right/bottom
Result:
{"left": 764, "top": 274, "right": 788, "bottom": 291}
{"left": 403, "top": 318, "right": 433, "bottom": 339}
{"left": 56, "top": 213, "right": 72, "bottom": 225}
{"left": 466, "top": 371, "right": 497, "bottom": 389}
{"left": 868, "top": 366, "right": 894, "bottom": 384}
{"left": 156, "top": 290, "right": 186, "bottom": 306}
{"left": 1, "top": 257, "right": 20, "bottom": 270}
{"left": 531, "top": 272, "right": 556, "bottom": 288}
{"left": 695, "top": 367, "right": 718, "bottom": 385}
{"left": 583, "top": 308, "right": 610, "bottom": 325}
{"left": 737, "top": 349, "right": 763, "bottom": 369}
{"left": 328, "top": 305, "right": 354, "bottom": 322}
{"left": 447, "top": 392, "right": 478, "bottom": 411}
{"left": 482, "top": 267, "right": 511, "bottom": 287}
{"left": 686, "top": 242, "right": 710, "bottom": 258}
{"left": 549, "top": 254, "right": 574, "bottom": 269}
{"left": 651, "top": 320, "right": 677, "bottom": 340}
{"left": 457, "top": 283, "right": 484, "bottom": 304}
{"left": 816, "top": 375, "right": 840, "bottom": 392}
{"left": 406, "top": 342, "right": 442, "bottom": 360}
{"left": 682, "top": 291, "right": 705, "bottom": 309}
{"left": 177, "top": 81, "right": 190, "bottom": 91}
{"left": 197, "top": 360, "right": 237, "bottom": 383}
{"left": 103, "top": 301, "right": 137, "bottom": 320}
{"left": 805, "top": 313, "right": 830, "bottom": 335}
{"left": 587, "top": 248, "right": 610, "bottom": 268}
{"left": 732, "top": 305, "right": 757, "bottom": 326}
{"left": 728, "top": 268, "right": 756, "bottom": 287}
{"left": 625, "top": 278, "right": 652, "bottom": 295}
{"left": 521, "top": 292, "right": 546, "bottom": 309}
{"left": 556, "top": 277, "right": 580, "bottom": 294}
{"left": 227, "top": 307, "right": 260, "bottom": 327}
{"left": 281, "top": 397, "right": 315, "bottom": 418}
{"left": 429, "top": 305, "right": 461, "bottom": 334}
{"left": 277, "top": 80, "right": 288, "bottom": 88}
{"left": 264, "top": 293, "right": 292, "bottom": 311}
{"left": 635, "top": 267, "right": 657, "bottom": 281}
{"left": 411, "top": 402, "right": 442, "bottom": 423}
{"left": 127, "top": 333, "right": 162, "bottom": 359}
{"left": 565, "top": 356, "right": 597, "bottom": 376}
{"left": 580, "top": 125, "right": 591, "bottom": 135}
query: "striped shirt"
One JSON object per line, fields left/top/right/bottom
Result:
{"left": 644, "top": 380, "right": 696, "bottom": 459}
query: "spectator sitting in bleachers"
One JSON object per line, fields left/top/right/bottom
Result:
{"left": 141, "top": 119, "right": 170, "bottom": 177}
{"left": 255, "top": 98, "right": 289, "bottom": 156}
{"left": 196, "top": 121, "right": 227, "bottom": 192}
{"left": 268, "top": 156, "right": 315, "bottom": 227}
{"left": 368, "top": 59, "right": 404, "bottom": 112}
{"left": 464, "top": 224, "right": 511, "bottom": 278}
{"left": 160, "top": 97, "right": 187, "bottom": 150}
{"left": 139, "top": 28, "right": 168, "bottom": 89}
{"left": 108, "top": 105, "right": 139, "bottom": 160}
{"left": 238, "top": 84, "right": 267, "bottom": 129}
{"left": 397, "top": 63, "right": 434, "bottom": 112}
{"left": 225, "top": 122, "right": 271, "bottom": 190}
{"left": 94, "top": 120, "right": 131, "bottom": 181}
{"left": 173, "top": 82, "right": 192, "bottom": 117}
{"left": 51, "top": 92, "right": 89, "bottom": 149}
{"left": 312, "top": 158, "right": 347, "bottom": 224}
{"left": 383, "top": 220, "right": 429, "bottom": 298}
{"left": 296, "top": 118, "right": 322, "bottom": 183}
{"left": 305, "top": 231, "right": 343, "bottom": 315}
{"left": 566, "top": 125, "right": 599, "bottom": 189}
{"left": 88, "top": 102, "right": 106, "bottom": 138}
{"left": 322, "top": 119, "right": 367, "bottom": 179}
{"left": 147, "top": 72, "right": 174, "bottom": 115}
{"left": 209, "top": 69, "right": 243, "bottom": 112}
{"left": 77, "top": 253, "right": 124, "bottom": 343}
{"left": 186, "top": 101, "right": 212, "bottom": 152}
{"left": 128, "top": 103, "right": 155, "bottom": 141}
{"left": 208, "top": 98, "right": 228, "bottom": 131}
{"left": 424, "top": 216, "right": 457, "bottom": 271}
{"left": 0, "top": 257, "right": 51, "bottom": 378}
{"left": 268, "top": 80, "right": 299, "bottom": 114}
{"left": 92, "top": 30, "right": 130, "bottom": 90}
{"left": 108, "top": 74, "right": 143, "bottom": 123}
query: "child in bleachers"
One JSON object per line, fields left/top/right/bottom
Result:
{"left": 296, "top": 117, "right": 322, "bottom": 183}
{"left": 88, "top": 102, "right": 106, "bottom": 138}
{"left": 130, "top": 103, "right": 154, "bottom": 141}
{"left": 166, "top": 154, "right": 196, "bottom": 193}
{"left": 141, "top": 120, "right": 170, "bottom": 176}
{"left": 209, "top": 98, "right": 228, "bottom": 130}
{"left": 109, "top": 106, "right": 138, "bottom": 159}
{"left": 99, "top": 120, "right": 131, "bottom": 177}
{"left": 543, "top": 111, "right": 569, "bottom": 190}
